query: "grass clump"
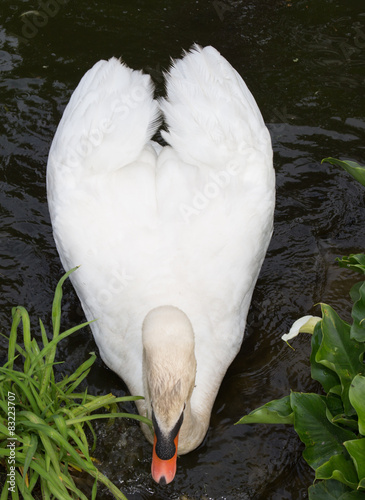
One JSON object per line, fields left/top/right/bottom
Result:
{"left": 0, "top": 267, "right": 151, "bottom": 500}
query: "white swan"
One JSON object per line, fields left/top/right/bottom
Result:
{"left": 47, "top": 45, "right": 275, "bottom": 484}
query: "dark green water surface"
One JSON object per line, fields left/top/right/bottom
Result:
{"left": 1, "top": 1, "right": 365, "bottom": 498}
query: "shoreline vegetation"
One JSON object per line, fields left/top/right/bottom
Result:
{"left": 0, "top": 267, "right": 151, "bottom": 500}
{"left": 238, "top": 158, "right": 365, "bottom": 499}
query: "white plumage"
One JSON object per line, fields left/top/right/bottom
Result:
{"left": 47, "top": 45, "right": 275, "bottom": 480}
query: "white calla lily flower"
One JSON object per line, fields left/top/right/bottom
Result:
{"left": 282, "top": 315, "right": 322, "bottom": 343}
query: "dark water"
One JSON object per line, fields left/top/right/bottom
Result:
{"left": 1, "top": 0, "right": 365, "bottom": 498}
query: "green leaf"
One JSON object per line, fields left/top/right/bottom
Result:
{"left": 65, "top": 411, "right": 152, "bottom": 428}
{"left": 8, "top": 308, "right": 21, "bottom": 372}
{"left": 322, "top": 157, "right": 365, "bottom": 188}
{"left": 324, "top": 394, "right": 360, "bottom": 431}
{"left": 0, "top": 477, "right": 9, "bottom": 500}
{"left": 64, "top": 353, "right": 96, "bottom": 394}
{"left": 23, "top": 434, "right": 38, "bottom": 482}
{"left": 309, "top": 479, "right": 365, "bottom": 499}
{"left": 52, "top": 267, "right": 79, "bottom": 339}
{"left": 359, "top": 477, "right": 365, "bottom": 490}
{"left": 0, "top": 269, "right": 137, "bottom": 500}
{"left": 315, "top": 454, "right": 359, "bottom": 489}
{"left": 236, "top": 395, "right": 293, "bottom": 425}
{"left": 311, "top": 321, "right": 340, "bottom": 394}
{"left": 325, "top": 393, "right": 344, "bottom": 417}
{"left": 349, "top": 374, "right": 365, "bottom": 435}
{"left": 331, "top": 414, "right": 359, "bottom": 432}
{"left": 344, "top": 438, "right": 365, "bottom": 481}
{"left": 290, "top": 392, "right": 356, "bottom": 470}
{"left": 338, "top": 254, "right": 365, "bottom": 275}
{"left": 350, "top": 281, "right": 365, "bottom": 341}
{"left": 316, "top": 304, "right": 365, "bottom": 414}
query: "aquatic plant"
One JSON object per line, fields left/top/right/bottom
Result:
{"left": 238, "top": 159, "right": 365, "bottom": 499}
{"left": 0, "top": 268, "right": 151, "bottom": 500}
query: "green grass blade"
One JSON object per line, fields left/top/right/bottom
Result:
{"left": 64, "top": 393, "right": 142, "bottom": 417}
{"left": 17, "top": 412, "right": 66, "bottom": 489}
{"left": 39, "top": 318, "right": 49, "bottom": 347}
{"left": 86, "top": 418, "right": 97, "bottom": 453}
{"left": 91, "top": 476, "right": 98, "bottom": 500}
{"left": 19, "top": 420, "right": 95, "bottom": 473}
{"left": 65, "top": 411, "right": 152, "bottom": 427}
{"left": 38, "top": 267, "right": 79, "bottom": 399}
{"left": 0, "top": 478, "right": 9, "bottom": 500}
{"left": 67, "top": 428, "right": 91, "bottom": 460}
{"left": 40, "top": 480, "right": 51, "bottom": 500}
{"left": 1, "top": 270, "right": 135, "bottom": 500}
{"left": 0, "top": 329, "right": 27, "bottom": 360}
{"left": 31, "top": 320, "right": 93, "bottom": 383}
{"left": 8, "top": 308, "right": 21, "bottom": 371}
{"left": 23, "top": 434, "right": 38, "bottom": 484}
{"left": 15, "top": 470, "right": 35, "bottom": 500}
{"left": 14, "top": 307, "right": 32, "bottom": 373}
{"left": 0, "top": 369, "right": 39, "bottom": 415}
{"left": 61, "top": 353, "right": 96, "bottom": 393}
{"left": 52, "top": 413, "right": 68, "bottom": 441}
{"left": 27, "top": 471, "right": 39, "bottom": 494}
{"left": 47, "top": 466, "right": 89, "bottom": 500}
{"left": 85, "top": 468, "right": 128, "bottom": 500}
{"left": 52, "top": 267, "right": 79, "bottom": 339}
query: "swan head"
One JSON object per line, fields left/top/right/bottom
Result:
{"left": 142, "top": 305, "right": 197, "bottom": 484}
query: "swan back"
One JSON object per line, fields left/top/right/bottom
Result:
{"left": 47, "top": 46, "right": 275, "bottom": 457}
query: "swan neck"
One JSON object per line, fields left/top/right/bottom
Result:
{"left": 178, "top": 400, "right": 208, "bottom": 454}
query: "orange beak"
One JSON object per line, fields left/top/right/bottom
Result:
{"left": 151, "top": 432, "right": 179, "bottom": 485}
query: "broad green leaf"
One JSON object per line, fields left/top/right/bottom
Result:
{"left": 311, "top": 321, "right": 340, "bottom": 393}
{"left": 338, "top": 255, "right": 365, "bottom": 275}
{"left": 236, "top": 395, "right": 293, "bottom": 425}
{"left": 331, "top": 414, "right": 359, "bottom": 432}
{"left": 344, "top": 438, "right": 365, "bottom": 481}
{"left": 329, "top": 384, "right": 342, "bottom": 396}
{"left": 309, "top": 479, "right": 365, "bottom": 499}
{"left": 316, "top": 304, "right": 365, "bottom": 414}
{"left": 322, "top": 157, "right": 365, "bottom": 188}
{"left": 350, "top": 281, "right": 365, "bottom": 342}
{"left": 290, "top": 392, "right": 356, "bottom": 470}
{"left": 315, "top": 454, "right": 359, "bottom": 489}
{"left": 324, "top": 395, "right": 359, "bottom": 431}
{"left": 349, "top": 374, "right": 365, "bottom": 435}
{"left": 325, "top": 393, "right": 344, "bottom": 417}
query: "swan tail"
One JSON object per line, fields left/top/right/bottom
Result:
{"left": 160, "top": 45, "right": 271, "bottom": 169}
{"left": 48, "top": 57, "right": 160, "bottom": 174}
